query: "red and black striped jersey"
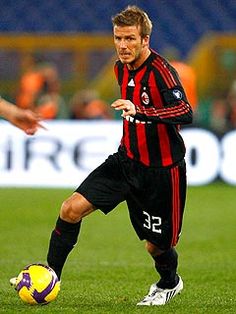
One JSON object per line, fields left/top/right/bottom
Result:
{"left": 114, "top": 49, "right": 193, "bottom": 168}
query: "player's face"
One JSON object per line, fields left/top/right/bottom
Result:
{"left": 113, "top": 25, "right": 150, "bottom": 70}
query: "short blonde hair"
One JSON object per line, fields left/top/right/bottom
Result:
{"left": 112, "top": 5, "right": 153, "bottom": 38}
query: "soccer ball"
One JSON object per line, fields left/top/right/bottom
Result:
{"left": 15, "top": 263, "right": 60, "bottom": 305}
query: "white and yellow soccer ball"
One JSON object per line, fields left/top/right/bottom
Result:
{"left": 15, "top": 263, "right": 60, "bottom": 305}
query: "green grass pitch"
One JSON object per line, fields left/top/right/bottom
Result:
{"left": 0, "top": 183, "right": 235, "bottom": 313}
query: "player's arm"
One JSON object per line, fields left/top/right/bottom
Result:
{"left": 0, "top": 96, "right": 43, "bottom": 135}
{"left": 135, "top": 90, "right": 192, "bottom": 125}
{"left": 111, "top": 94, "right": 192, "bottom": 125}
{"left": 134, "top": 64, "right": 192, "bottom": 125}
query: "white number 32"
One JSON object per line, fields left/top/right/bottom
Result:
{"left": 143, "top": 211, "right": 162, "bottom": 234}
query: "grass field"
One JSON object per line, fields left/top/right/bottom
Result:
{"left": 0, "top": 183, "right": 235, "bottom": 313}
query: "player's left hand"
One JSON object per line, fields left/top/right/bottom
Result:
{"left": 111, "top": 99, "right": 136, "bottom": 117}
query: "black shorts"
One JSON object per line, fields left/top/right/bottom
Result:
{"left": 76, "top": 152, "right": 187, "bottom": 250}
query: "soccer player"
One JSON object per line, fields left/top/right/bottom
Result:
{"left": 46, "top": 5, "right": 192, "bottom": 306}
{"left": 0, "top": 96, "right": 42, "bottom": 135}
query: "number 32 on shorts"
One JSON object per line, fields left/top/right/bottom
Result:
{"left": 143, "top": 211, "right": 162, "bottom": 234}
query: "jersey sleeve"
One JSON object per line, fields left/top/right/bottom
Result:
{"left": 134, "top": 62, "right": 193, "bottom": 125}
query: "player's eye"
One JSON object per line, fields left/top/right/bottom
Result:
{"left": 126, "top": 37, "right": 136, "bottom": 42}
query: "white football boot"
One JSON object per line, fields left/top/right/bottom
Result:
{"left": 137, "top": 275, "right": 183, "bottom": 306}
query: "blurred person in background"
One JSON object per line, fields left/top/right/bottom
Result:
{"left": 227, "top": 80, "right": 236, "bottom": 129}
{"left": 16, "top": 58, "right": 69, "bottom": 119}
{"left": 69, "top": 89, "right": 99, "bottom": 119}
{"left": 21, "top": 5, "right": 192, "bottom": 307}
{"left": 209, "top": 95, "right": 229, "bottom": 135}
{"left": 70, "top": 89, "right": 113, "bottom": 120}
{"left": 210, "top": 80, "right": 236, "bottom": 134}
{"left": 0, "top": 96, "right": 42, "bottom": 135}
{"left": 164, "top": 46, "right": 198, "bottom": 112}
{"left": 170, "top": 61, "right": 198, "bottom": 112}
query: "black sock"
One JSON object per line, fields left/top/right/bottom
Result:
{"left": 153, "top": 248, "right": 179, "bottom": 289}
{"left": 47, "top": 216, "right": 81, "bottom": 279}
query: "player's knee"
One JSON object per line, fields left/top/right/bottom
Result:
{"left": 60, "top": 193, "right": 94, "bottom": 223}
{"left": 145, "top": 241, "right": 163, "bottom": 256}
{"left": 60, "top": 198, "right": 82, "bottom": 223}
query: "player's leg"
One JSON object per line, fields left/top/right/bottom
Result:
{"left": 128, "top": 160, "right": 187, "bottom": 305}
{"left": 147, "top": 160, "right": 186, "bottom": 291}
{"left": 127, "top": 199, "right": 182, "bottom": 305}
{"left": 137, "top": 244, "right": 184, "bottom": 306}
{"left": 145, "top": 242, "right": 179, "bottom": 289}
{"left": 47, "top": 192, "right": 95, "bottom": 279}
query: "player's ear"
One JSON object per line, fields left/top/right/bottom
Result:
{"left": 142, "top": 35, "right": 149, "bottom": 47}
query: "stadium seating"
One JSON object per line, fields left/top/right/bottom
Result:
{"left": 1, "top": 0, "right": 235, "bottom": 58}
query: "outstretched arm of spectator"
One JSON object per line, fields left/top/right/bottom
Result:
{"left": 0, "top": 97, "right": 44, "bottom": 135}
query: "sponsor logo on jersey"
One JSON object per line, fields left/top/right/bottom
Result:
{"left": 141, "top": 91, "right": 150, "bottom": 105}
{"left": 173, "top": 89, "right": 182, "bottom": 100}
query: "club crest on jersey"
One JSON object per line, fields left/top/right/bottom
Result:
{"left": 141, "top": 91, "right": 150, "bottom": 105}
{"left": 173, "top": 89, "right": 183, "bottom": 100}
